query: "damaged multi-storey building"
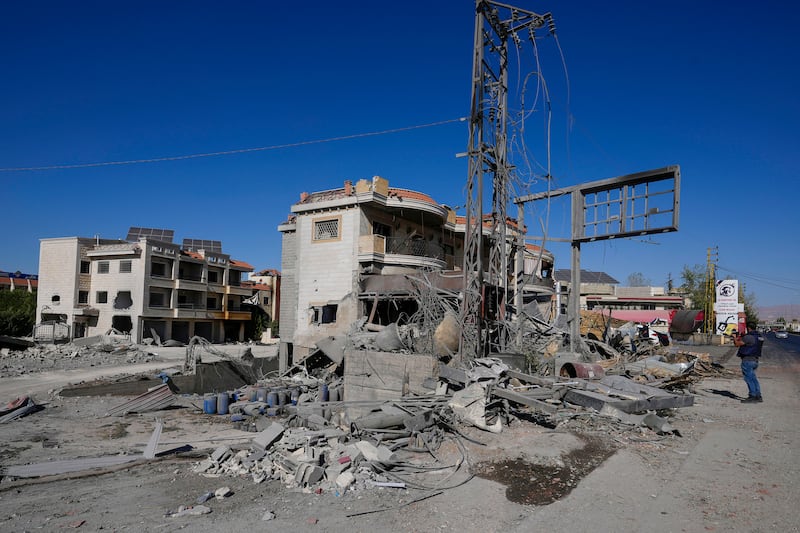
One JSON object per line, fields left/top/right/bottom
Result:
{"left": 277, "top": 176, "right": 555, "bottom": 370}
{"left": 35, "top": 228, "right": 254, "bottom": 343}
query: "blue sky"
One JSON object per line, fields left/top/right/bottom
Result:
{"left": 1, "top": 1, "right": 798, "bottom": 308}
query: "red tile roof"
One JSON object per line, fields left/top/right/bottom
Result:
{"left": 230, "top": 259, "right": 254, "bottom": 270}
{"left": 387, "top": 188, "right": 438, "bottom": 205}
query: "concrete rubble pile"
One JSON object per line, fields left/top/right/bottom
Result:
{"left": 0, "top": 333, "right": 158, "bottom": 377}
{"left": 187, "top": 341, "right": 700, "bottom": 494}
{"left": 193, "top": 388, "right": 469, "bottom": 495}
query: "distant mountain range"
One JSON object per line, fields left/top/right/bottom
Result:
{"left": 758, "top": 305, "right": 800, "bottom": 322}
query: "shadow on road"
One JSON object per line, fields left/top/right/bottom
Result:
{"left": 707, "top": 388, "right": 743, "bottom": 400}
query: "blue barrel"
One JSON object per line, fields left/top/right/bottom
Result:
{"left": 277, "top": 390, "right": 288, "bottom": 406}
{"left": 257, "top": 388, "right": 267, "bottom": 403}
{"left": 267, "top": 391, "right": 278, "bottom": 408}
{"left": 217, "top": 392, "right": 229, "bottom": 415}
{"left": 203, "top": 394, "right": 217, "bottom": 414}
{"left": 320, "top": 383, "right": 329, "bottom": 402}
{"left": 290, "top": 388, "right": 299, "bottom": 405}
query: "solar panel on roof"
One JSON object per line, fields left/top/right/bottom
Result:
{"left": 182, "top": 239, "right": 223, "bottom": 253}
{"left": 126, "top": 227, "right": 175, "bottom": 243}
{"left": 554, "top": 269, "right": 619, "bottom": 285}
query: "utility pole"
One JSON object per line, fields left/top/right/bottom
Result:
{"left": 703, "top": 246, "right": 718, "bottom": 337}
{"left": 460, "top": 0, "right": 551, "bottom": 360}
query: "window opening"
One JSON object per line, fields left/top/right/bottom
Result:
{"left": 314, "top": 218, "right": 340, "bottom": 241}
{"left": 312, "top": 304, "right": 338, "bottom": 324}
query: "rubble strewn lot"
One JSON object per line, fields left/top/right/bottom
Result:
{"left": 0, "top": 342, "right": 160, "bottom": 377}
{"left": 1, "top": 335, "right": 799, "bottom": 532}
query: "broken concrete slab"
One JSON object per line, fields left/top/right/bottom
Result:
{"left": 105, "top": 383, "right": 176, "bottom": 416}
{"left": 252, "top": 422, "right": 285, "bottom": 451}
{"left": 143, "top": 419, "right": 163, "bottom": 459}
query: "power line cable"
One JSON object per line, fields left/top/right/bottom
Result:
{"left": 717, "top": 265, "right": 799, "bottom": 292}
{"left": 0, "top": 117, "right": 468, "bottom": 173}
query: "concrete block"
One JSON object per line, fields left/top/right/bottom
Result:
{"left": 376, "top": 445, "right": 395, "bottom": 463}
{"left": 211, "top": 446, "right": 232, "bottom": 464}
{"left": 252, "top": 422, "right": 285, "bottom": 451}
{"left": 336, "top": 471, "right": 355, "bottom": 489}
{"left": 355, "top": 441, "right": 380, "bottom": 461}
{"left": 304, "top": 465, "right": 324, "bottom": 485}
{"left": 193, "top": 459, "right": 214, "bottom": 473}
{"left": 214, "top": 486, "right": 233, "bottom": 499}
{"left": 243, "top": 448, "right": 266, "bottom": 467}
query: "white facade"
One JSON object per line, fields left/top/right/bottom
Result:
{"left": 278, "top": 176, "right": 557, "bottom": 363}
{"left": 279, "top": 177, "right": 460, "bottom": 359}
{"left": 36, "top": 235, "right": 253, "bottom": 343}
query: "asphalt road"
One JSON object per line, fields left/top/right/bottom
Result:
{"left": 517, "top": 331, "right": 800, "bottom": 532}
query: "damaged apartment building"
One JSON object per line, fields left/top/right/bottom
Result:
{"left": 277, "top": 176, "right": 555, "bottom": 367}
{"left": 35, "top": 228, "right": 255, "bottom": 344}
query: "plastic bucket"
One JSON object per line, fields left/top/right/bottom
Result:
{"left": 217, "top": 392, "right": 229, "bottom": 415}
{"left": 203, "top": 394, "right": 217, "bottom": 414}
{"left": 267, "top": 391, "right": 278, "bottom": 408}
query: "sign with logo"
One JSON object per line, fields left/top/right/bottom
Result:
{"left": 715, "top": 279, "right": 739, "bottom": 335}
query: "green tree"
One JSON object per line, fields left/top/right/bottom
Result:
{"left": 741, "top": 290, "right": 759, "bottom": 326}
{"left": 0, "top": 290, "right": 36, "bottom": 337}
{"left": 680, "top": 264, "right": 708, "bottom": 310}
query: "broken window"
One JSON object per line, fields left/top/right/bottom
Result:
{"left": 96, "top": 291, "right": 108, "bottom": 304}
{"left": 51, "top": 295, "right": 60, "bottom": 304}
{"left": 98, "top": 261, "right": 110, "bottom": 274}
{"left": 311, "top": 304, "right": 338, "bottom": 324}
{"left": 114, "top": 291, "right": 133, "bottom": 310}
{"left": 208, "top": 270, "right": 219, "bottom": 283}
{"left": 150, "top": 292, "right": 166, "bottom": 308}
{"left": 119, "top": 260, "right": 132, "bottom": 273}
{"left": 80, "top": 261, "right": 90, "bottom": 274}
{"left": 151, "top": 261, "right": 168, "bottom": 277}
{"left": 373, "top": 221, "right": 392, "bottom": 238}
{"left": 313, "top": 217, "right": 340, "bottom": 241}
{"left": 112, "top": 315, "right": 132, "bottom": 333}
{"left": 78, "top": 291, "right": 88, "bottom": 304}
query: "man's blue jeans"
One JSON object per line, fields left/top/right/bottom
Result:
{"left": 741, "top": 358, "right": 761, "bottom": 398}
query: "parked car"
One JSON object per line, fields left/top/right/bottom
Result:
{"left": 776, "top": 330, "right": 789, "bottom": 339}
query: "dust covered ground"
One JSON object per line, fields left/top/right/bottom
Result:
{"left": 1, "top": 340, "right": 799, "bottom": 532}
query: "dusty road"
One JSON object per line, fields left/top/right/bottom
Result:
{"left": 0, "top": 336, "right": 798, "bottom": 532}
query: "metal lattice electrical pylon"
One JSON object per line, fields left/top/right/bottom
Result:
{"left": 460, "top": 1, "right": 550, "bottom": 360}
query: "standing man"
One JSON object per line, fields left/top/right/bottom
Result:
{"left": 733, "top": 322, "right": 764, "bottom": 403}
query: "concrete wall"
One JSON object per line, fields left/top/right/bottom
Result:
{"left": 292, "top": 208, "right": 360, "bottom": 353}
{"left": 37, "top": 238, "right": 81, "bottom": 324}
{"left": 279, "top": 229, "right": 298, "bottom": 343}
{"left": 87, "top": 252, "right": 143, "bottom": 338}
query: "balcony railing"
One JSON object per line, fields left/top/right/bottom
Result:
{"left": 385, "top": 236, "right": 444, "bottom": 260}
{"left": 177, "top": 303, "right": 206, "bottom": 310}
